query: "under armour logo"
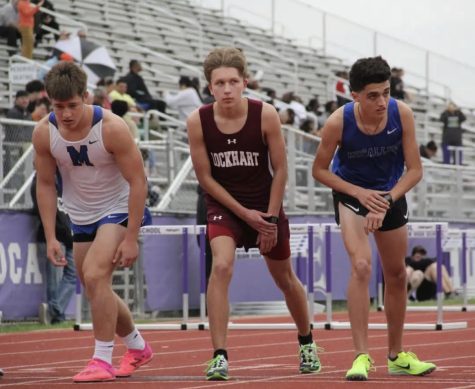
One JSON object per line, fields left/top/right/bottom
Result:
{"left": 227, "top": 139, "right": 237, "bottom": 144}
{"left": 213, "top": 215, "right": 223, "bottom": 220}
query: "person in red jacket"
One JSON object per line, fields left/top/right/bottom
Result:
{"left": 17, "top": 0, "right": 43, "bottom": 58}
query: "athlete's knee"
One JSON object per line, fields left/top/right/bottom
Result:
{"left": 82, "top": 270, "right": 108, "bottom": 297}
{"left": 272, "top": 269, "right": 295, "bottom": 293}
{"left": 385, "top": 265, "right": 407, "bottom": 286}
{"left": 351, "top": 259, "right": 371, "bottom": 281}
{"left": 210, "top": 258, "right": 233, "bottom": 282}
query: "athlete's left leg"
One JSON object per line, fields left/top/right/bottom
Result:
{"left": 374, "top": 226, "right": 408, "bottom": 357}
{"left": 264, "top": 257, "right": 310, "bottom": 335}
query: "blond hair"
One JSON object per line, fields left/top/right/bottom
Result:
{"left": 45, "top": 62, "right": 87, "bottom": 100}
{"left": 203, "top": 47, "right": 248, "bottom": 83}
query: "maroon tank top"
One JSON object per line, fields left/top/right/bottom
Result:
{"left": 199, "top": 98, "right": 273, "bottom": 212}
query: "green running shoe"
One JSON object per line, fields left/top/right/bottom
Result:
{"left": 388, "top": 351, "right": 436, "bottom": 376}
{"left": 299, "top": 342, "right": 323, "bottom": 373}
{"left": 346, "top": 353, "right": 375, "bottom": 381}
{"left": 205, "top": 355, "right": 229, "bottom": 381}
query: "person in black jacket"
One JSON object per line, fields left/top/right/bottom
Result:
{"left": 31, "top": 170, "right": 76, "bottom": 324}
{"left": 123, "top": 59, "right": 166, "bottom": 113}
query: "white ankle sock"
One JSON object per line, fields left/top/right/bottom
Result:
{"left": 93, "top": 339, "right": 114, "bottom": 365}
{"left": 121, "top": 327, "right": 145, "bottom": 350}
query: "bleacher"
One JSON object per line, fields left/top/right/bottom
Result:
{"left": 1, "top": 0, "right": 475, "bottom": 221}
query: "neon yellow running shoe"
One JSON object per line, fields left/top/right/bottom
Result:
{"left": 346, "top": 353, "right": 375, "bottom": 381}
{"left": 388, "top": 351, "right": 436, "bottom": 376}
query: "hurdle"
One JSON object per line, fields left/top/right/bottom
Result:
{"left": 403, "top": 229, "right": 475, "bottom": 312}
{"left": 375, "top": 223, "right": 470, "bottom": 329}
{"left": 74, "top": 223, "right": 468, "bottom": 331}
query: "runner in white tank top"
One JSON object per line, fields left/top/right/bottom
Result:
{"left": 48, "top": 105, "right": 129, "bottom": 225}
{"left": 32, "top": 62, "right": 153, "bottom": 383}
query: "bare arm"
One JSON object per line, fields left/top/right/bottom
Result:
{"left": 32, "top": 118, "right": 66, "bottom": 265}
{"left": 32, "top": 118, "right": 58, "bottom": 243}
{"left": 388, "top": 101, "right": 423, "bottom": 200}
{"left": 102, "top": 111, "right": 147, "bottom": 265}
{"left": 262, "top": 102, "right": 287, "bottom": 217}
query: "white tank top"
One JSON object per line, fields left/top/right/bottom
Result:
{"left": 49, "top": 106, "right": 129, "bottom": 225}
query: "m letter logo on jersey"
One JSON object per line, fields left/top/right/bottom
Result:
{"left": 66, "top": 145, "right": 94, "bottom": 166}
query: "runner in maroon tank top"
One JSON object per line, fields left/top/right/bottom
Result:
{"left": 187, "top": 47, "right": 322, "bottom": 381}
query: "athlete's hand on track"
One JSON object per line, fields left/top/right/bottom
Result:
{"left": 113, "top": 238, "right": 139, "bottom": 268}
{"left": 46, "top": 238, "right": 67, "bottom": 266}
{"left": 356, "top": 189, "right": 390, "bottom": 213}
{"left": 364, "top": 211, "right": 386, "bottom": 234}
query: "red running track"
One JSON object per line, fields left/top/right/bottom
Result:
{"left": 0, "top": 310, "right": 474, "bottom": 388}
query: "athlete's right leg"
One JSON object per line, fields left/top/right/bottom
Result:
{"left": 339, "top": 204, "right": 372, "bottom": 356}
{"left": 207, "top": 235, "right": 236, "bottom": 350}
{"left": 205, "top": 235, "right": 236, "bottom": 380}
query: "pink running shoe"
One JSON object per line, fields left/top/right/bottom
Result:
{"left": 115, "top": 342, "right": 153, "bottom": 377}
{"left": 73, "top": 359, "right": 115, "bottom": 383}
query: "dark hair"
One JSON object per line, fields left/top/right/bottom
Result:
{"left": 129, "top": 59, "right": 139, "bottom": 70}
{"left": 15, "top": 90, "right": 29, "bottom": 99}
{"left": 426, "top": 140, "right": 438, "bottom": 151}
{"left": 349, "top": 56, "right": 391, "bottom": 92}
{"left": 116, "top": 77, "right": 128, "bottom": 84}
{"left": 45, "top": 62, "right": 87, "bottom": 100}
{"left": 25, "top": 79, "right": 45, "bottom": 94}
{"left": 411, "top": 245, "right": 427, "bottom": 256}
{"left": 111, "top": 100, "right": 129, "bottom": 117}
{"left": 179, "top": 75, "right": 192, "bottom": 87}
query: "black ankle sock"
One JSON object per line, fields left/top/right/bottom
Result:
{"left": 213, "top": 349, "right": 228, "bottom": 360}
{"left": 298, "top": 331, "right": 313, "bottom": 345}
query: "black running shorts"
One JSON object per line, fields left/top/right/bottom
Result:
{"left": 332, "top": 191, "right": 408, "bottom": 231}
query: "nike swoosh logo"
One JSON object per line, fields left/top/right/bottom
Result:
{"left": 395, "top": 363, "right": 410, "bottom": 369}
{"left": 403, "top": 210, "right": 409, "bottom": 220}
{"left": 387, "top": 127, "right": 398, "bottom": 135}
{"left": 343, "top": 203, "right": 360, "bottom": 213}
{"left": 89, "top": 140, "right": 98, "bottom": 144}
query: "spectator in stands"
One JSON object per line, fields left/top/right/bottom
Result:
{"left": 440, "top": 101, "right": 466, "bottom": 165}
{"left": 0, "top": 0, "right": 20, "bottom": 56}
{"left": 31, "top": 96, "right": 50, "bottom": 121}
{"left": 31, "top": 170, "right": 76, "bottom": 325}
{"left": 390, "top": 67, "right": 408, "bottom": 101}
{"left": 406, "top": 245, "right": 456, "bottom": 301}
{"left": 335, "top": 70, "right": 352, "bottom": 107}
{"left": 188, "top": 46, "right": 321, "bottom": 381}
{"left": 419, "top": 140, "right": 438, "bottom": 160}
{"left": 111, "top": 99, "right": 139, "bottom": 140}
{"left": 17, "top": 0, "right": 43, "bottom": 59}
{"left": 123, "top": 59, "right": 166, "bottom": 113}
{"left": 317, "top": 100, "right": 338, "bottom": 134}
{"left": 278, "top": 107, "right": 296, "bottom": 126}
{"left": 6, "top": 90, "right": 30, "bottom": 122}
{"left": 109, "top": 77, "right": 137, "bottom": 110}
{"left": 164, "top": 75, "right": 202, "bottom": 121}
{"left": 277, "top": 91, "right": 307, "bottom": 126}
{"left": 300, "top": 117, "right": 318, "bottom": 155}
{"left": 201, "top": 84, "right": 215, "bottom": 104}
{"left": 32, "top": 0, "right": 58, "bottom": 46}
{"left": 261, "top": 87, "right": 276, "bottom": 106}
{"left": 25, "top": 79, "right": 47, "bottom": 113}
{"left": 313, "top": 55, "right": 435, "bottom": 380}
{"left": 96, "top": 77, "right": 114, "bottom": 109}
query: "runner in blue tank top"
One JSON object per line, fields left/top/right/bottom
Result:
{"left": 187, "top": 47, "right": 322, "bottom": 381}
{"left": 313, "top": 56, "right": 435, "bottom": 381}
